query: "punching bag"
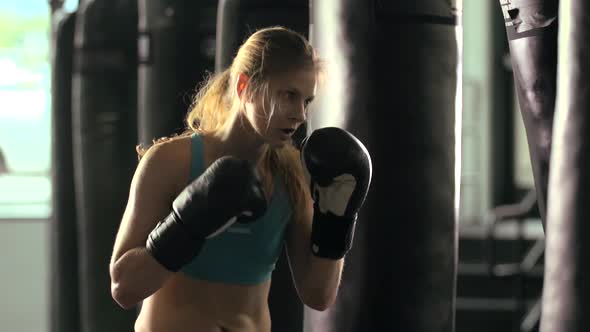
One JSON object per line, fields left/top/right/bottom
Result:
{"left": 215, "top": 1, "right": 309, "bottom": 331}
{"left": 49, "top": 9, "right": 81, "bottom": 332}
{"left": 540, "top": 0, "right": 590, "bottom": 330}
{"left": 137, "top": 0, "right": 217, "bottom": 145}
{"left": 305, "top": 1, "right": 374, "bottom": 330}
{"left": 307, "top": 1, "right": 461, "bottom": 331}
{"left": 71, "top": 1, "right": 138, "bottom": 331}
{"left": 498, "top": 0, "right": 558, "bottom": 228}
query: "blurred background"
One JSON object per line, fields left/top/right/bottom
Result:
{"left": 0, "top": 1, "right": 545, "bottom": 332}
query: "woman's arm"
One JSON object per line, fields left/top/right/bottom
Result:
{"left": 109, "top": 139, "right": 190, "bottom": 309}
{"left": 285, "top": 127, "right": 372, "bottom": 311}
{"left": 110, "top": 247, "right": 171, "bottom": 309}
{"left": 285, "top": 192, "right": 344, "bottom": 311}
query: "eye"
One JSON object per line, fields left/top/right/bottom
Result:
{"left": 285, "top": 91, "right": 297, "bottom": 101}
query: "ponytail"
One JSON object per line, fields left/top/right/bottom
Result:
{"left": 136, "top": 69, "right": 233, "bottom": 159}
{"left": 186, "top": 69, "right": 233, "bottom": 134}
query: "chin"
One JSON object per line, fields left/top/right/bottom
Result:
{"left": 267, "top": 137, "right": 290, "bottom": 149}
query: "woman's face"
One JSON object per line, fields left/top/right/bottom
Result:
{"left": 244, "top": 67, "right": 317, "bottom": 147}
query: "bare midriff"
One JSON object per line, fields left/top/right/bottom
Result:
{"left": 135, "top": 273, "right": 272, "bottom": 332}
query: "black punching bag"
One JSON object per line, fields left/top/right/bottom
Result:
{"left": 215, "top": 1, "right": 309, "bottom": 331}
{"left": 307, "top": 1, "right": 461, "bottom": 331}
{"left": 71, "top": 1, "right": 138, "bottom": 331}
{"left": 498, "top": 0, "right": 558, "bottom": 228}
{"left": 137, "top": 0, "right": 217, "bottom": 144}
{"left": 540, "top": 0, "right": 590, "bottom": 331}
{"left": 49, "top": 9, "right": 81, "bottom": 332}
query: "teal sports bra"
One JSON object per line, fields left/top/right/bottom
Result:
{"left": 180, "top": 133, "right": 293, "bottom": 284}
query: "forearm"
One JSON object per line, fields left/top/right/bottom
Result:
{"left": 301, "top": 253, "right": 344, "bottom": 310}
{"left": 110, "top": 247, "right": 173, "bottom": 309}
{"left": 296, "top": 126, "right": 371, "bottom": 310}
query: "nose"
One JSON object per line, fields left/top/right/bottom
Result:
{"left": 288, "top": 101, "right": 307, "bottom": 123}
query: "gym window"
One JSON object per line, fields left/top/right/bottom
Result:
{"left": 0, "top": 2, "right": 52, "bottom": 219}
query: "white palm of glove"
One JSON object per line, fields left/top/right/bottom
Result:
{"left": 312, "top": 174, "right": 357, "bottom": 217}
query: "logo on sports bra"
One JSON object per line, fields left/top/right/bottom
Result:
{"left": 227, "top": 226, "right": 253, "bottom": 234}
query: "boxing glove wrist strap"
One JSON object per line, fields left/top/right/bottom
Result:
{"left": 146, "top": 213, "right": 205, "bottom": 272}
{"left": 310, "top": 208, "right": 357, "bottom": 260}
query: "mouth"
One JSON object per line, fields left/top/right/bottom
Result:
{"left": 280, "top": 128, "right": 296, "bottom": 136}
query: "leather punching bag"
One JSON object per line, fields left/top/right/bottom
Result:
{"left": 215, "top": 1, "right": 309, "bottom": 331}
{"left": 137, "top": 0, "right": 217, "bottom": 145}
{"left": 498, "top": 0, "right": 558, "bottom": 229}
{"left": 49, "top": 9, "right": 81, "bottom": 332}
{"left": 540, "top": 0, "right": 590, "bottom": 331}
{"left": 307, "top": 1, "right": 461, "bottom": 331}
{"left": 71, "top": 1, "right": 138, "bottom": 331}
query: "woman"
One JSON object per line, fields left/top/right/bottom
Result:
{"left": 109, "top": 26, "right": 371, "bottom": 332}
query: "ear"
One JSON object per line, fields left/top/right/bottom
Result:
{"left": 236, "top": 73, "right": 249, "bottom": 99}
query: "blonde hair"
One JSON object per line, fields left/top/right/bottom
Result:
{"left": 139, "top": 26, "right": 323, "bottom": 222}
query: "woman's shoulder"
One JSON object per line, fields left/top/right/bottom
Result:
{"left": 144, "top": 134, "right": 192, "bottom": 161}
{"left": 136, "top": 134, "right": 193, "bottom": 189}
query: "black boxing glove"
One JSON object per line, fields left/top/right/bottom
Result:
{"left": 301, "top": 127, "right": 372, "bottom": 259}
{"left": 146, "top": 156, "right": 267, "bottom": 271}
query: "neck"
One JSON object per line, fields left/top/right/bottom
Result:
{"left": 213, "top": 112, "right": 269, "bottom": 166}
